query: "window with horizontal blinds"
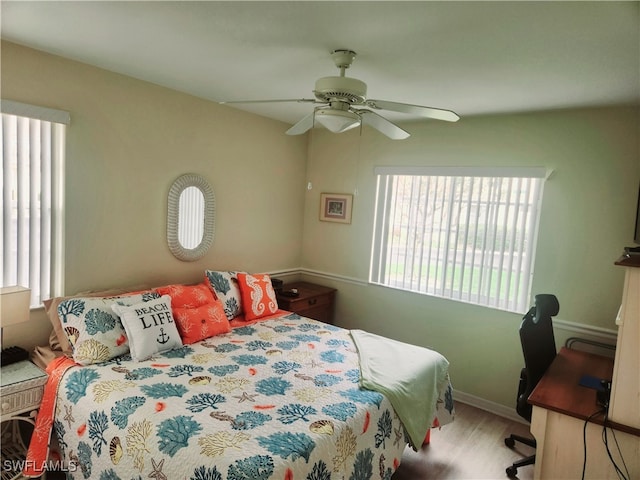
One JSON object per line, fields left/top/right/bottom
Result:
{"left": 1, "top": 100, "right": 69, "bottom": 307}
{"left": 370, "top": 166, "right": 547, "bottom": 313}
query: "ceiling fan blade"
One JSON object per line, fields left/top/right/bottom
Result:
{"left": 358, "top": 110, "right": 410, "bottom": 140}
{"left": 365, "top": 99, "right": 460, "bottom": 122}
{"left": 219, "top": 98, "right": 318, "bottom": 105}
{"left": 286, "top": 111, "right": 316, "bottom": 136}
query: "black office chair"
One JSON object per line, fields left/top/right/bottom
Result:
{"left": 505, "top": 294, "right": 559, "bottom": 478}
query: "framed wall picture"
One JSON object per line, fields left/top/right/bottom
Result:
{"left": 320, "top": 193, "right": 353, "bottom": 224}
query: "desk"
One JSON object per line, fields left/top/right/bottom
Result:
{"left": 529, "top": 347, "right": 639, "bottom": 479}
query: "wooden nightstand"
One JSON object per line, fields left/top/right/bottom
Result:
{"left": 1, "top": 360, "right": 48, "bottom": 480}
{"left": 276, "top": 282, "right": 336, "bottom": 324}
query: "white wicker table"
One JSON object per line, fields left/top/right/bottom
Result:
{"left": 1, "top": 360, "right": 47, "bottom": 480}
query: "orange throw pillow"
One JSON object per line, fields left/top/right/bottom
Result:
{"left": 236, "top": 273, "right": 279, "bottom": 321}
{"left": 155, "top": 283, "right": 230, "bottom": 343}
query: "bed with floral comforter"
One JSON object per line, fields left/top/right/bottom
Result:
{"left": 46, "top": 313, "right": 454, "bottom": 480}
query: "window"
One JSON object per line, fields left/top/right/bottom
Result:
{"left": 1, "top": 100, "right": 69, "bottom": 306}
{"left": 370, "top": 166, "right": 547, "bottom": 313}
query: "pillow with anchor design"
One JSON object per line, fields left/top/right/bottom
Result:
{"left": 57, "top": 291, "right": 160, "bottom": 365}
{"left": 111, "top": 294, "right": 183, "bottom": 362}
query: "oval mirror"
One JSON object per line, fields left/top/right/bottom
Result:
{"left": 167, "top": 174, "right": 215, "bottom": 261}
{"left": 178, "top": 186, "right": 205, "bottom": 249}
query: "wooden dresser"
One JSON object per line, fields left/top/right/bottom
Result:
{"left": 276, "top": 281, "right": 336, "bottom": 324}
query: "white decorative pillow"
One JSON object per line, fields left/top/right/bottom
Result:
{"left": 57, "top": 292, "right": 159, "bottom": 365}
{"left": 111, "top": 295, "right": 183, "bottom": 362}
{"left": 204, "top": 270, "right": 245, "bottom": 320}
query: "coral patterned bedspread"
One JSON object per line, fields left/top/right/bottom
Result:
{"left": 48, "top": 314, "right": 454, "bottom": 479}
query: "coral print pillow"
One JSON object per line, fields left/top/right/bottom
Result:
{"left": 237, "top": 273, "right": 279, "bottom": 321}
{"left": 111, "top": 295, "right": 183, "bottom": 362}
{"left": 205, "top": 270, "right": 245, "bottom": 320}
{"left": 57, "top": 292, "right": 159, "bottom": 365}
{"left": 155, "top": 283, "right": 231, "bottom": 344}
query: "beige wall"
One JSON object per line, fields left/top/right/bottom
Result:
{"left": 301, "top": 107, "right": 640, "bottom": 407}
{"left": 1, "top": 41, "right": 308, "bottom": 349}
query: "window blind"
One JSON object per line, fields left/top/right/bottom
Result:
{"left": 1, "top": 100, "right": 68, "bottom": 306}
{"left": 370, "top": 166, "right": 547, "bottom": 313}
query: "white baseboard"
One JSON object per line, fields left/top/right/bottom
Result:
{"left": 453, "top": 390, "right": 528, "bottom": 424}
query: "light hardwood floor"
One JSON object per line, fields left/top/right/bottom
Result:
{"left": 393, "top": 401, "right": 535, "bottom": 480}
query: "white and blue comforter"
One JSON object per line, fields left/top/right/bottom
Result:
{"left": 53, "top": 314, "right": 454, "bottom": 479}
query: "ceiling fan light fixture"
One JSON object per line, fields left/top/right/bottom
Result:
{"left": 315, "top": 109, "right": 360, "bottom": 133}
{"left": 223, "top": 49, "right": 459, "bottom": 139}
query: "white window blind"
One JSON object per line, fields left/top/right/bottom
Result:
{"left": 1, "top": 100, "right": 68, "bottom": 307}
{"left": 370, "top": 166, "right": 547, "bottom": 313}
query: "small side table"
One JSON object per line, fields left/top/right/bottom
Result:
{"left": 276, "top": 281, "right": 336, "bottom": 324}
{"left": 1, "top": 360, "right": 48, "bottom": 480}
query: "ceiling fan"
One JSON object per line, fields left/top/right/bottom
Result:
{"left": 220, "top": 49, "right": 460, "bottom": 140}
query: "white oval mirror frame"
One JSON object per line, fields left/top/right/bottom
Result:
{"left": 167, "top": 174, "right": 215, "bottom": 261}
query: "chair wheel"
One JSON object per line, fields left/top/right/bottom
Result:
{"left": 506, "top": 466, "right": 517, "bottom": 477}
{"left": 505, "top": 437, "right": 515, "bottom": 448}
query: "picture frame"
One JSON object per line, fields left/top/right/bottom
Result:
{"left": 320, "top": 193, "right": 353, "bottom": 224}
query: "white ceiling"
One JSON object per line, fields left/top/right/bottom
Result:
{"left": 2, "top": 1, "right": 639, "bottom": 126}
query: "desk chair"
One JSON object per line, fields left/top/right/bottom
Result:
{"left": 505, "top": 294, "right": 559, "bottom": 478}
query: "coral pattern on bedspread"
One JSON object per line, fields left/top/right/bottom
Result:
{"left": 49, "top": 314, "right": 453, "bottom": 479}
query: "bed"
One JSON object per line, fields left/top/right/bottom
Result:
{"left": 26, "top": 274, "right": 454, "bottom": 479}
